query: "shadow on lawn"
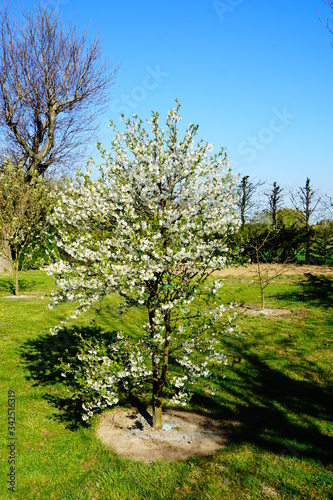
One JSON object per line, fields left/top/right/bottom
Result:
{"left": 192, "top": 350, "right": 333, "bottom": 465}
{"left": 0, "top": 276, "right": 40, "bottom": 295}
{"left": 21, "top": 325, "right": 333, "bottom": 464}
{"left": 272, "top": 273, "right": 333, "bottom": 309}
{"left": 21, "top": 326, "right": 120, "bottom": 429}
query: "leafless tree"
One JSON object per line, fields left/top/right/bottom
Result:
{"left": 291, "top": 178, "right": 321, "bottom": 264}
{"left": 0, "top": 2, "right": 118, "bottom": 179}
{"left": 265, "top": 181, "right": 283, "bottom": 229}
{"left": 238, "top": 175, "right": 263, "bottom": 232}
{"left": 246, "top": 231, "right": 295, "bottom": 310}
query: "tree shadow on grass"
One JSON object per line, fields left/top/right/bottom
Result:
{"left": 192, "top": 350, "right": 333, "bottom": 465}
{"left": 272, "top": 273, "right": 333, "bottom": 309}
{"left": 0, "top": 276, "right": 39, "bottom": 295}
{"left": 21, "top": 325, "right": 333, "bottom": 463}
{"left": 20, "top": 326, "right": 120, "bottom": 429}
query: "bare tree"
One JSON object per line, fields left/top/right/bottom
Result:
{"left": 238, "top": 175, "right": 262, "bottom": 232}
{"left": 246, "top": 230, "right": 295, "bottom": 310}
{"left": 0, "top": 2, "right": 118, "bottom": 178}
{"left": 265, "top": 181, "right": 283, "bottom": 229}
{"left": 291, "top": 178, "right": 321, "bottom": 264}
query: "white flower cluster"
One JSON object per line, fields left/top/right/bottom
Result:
{"left": 62, "top": 333, "right": 152, "bottom": 422}
{"left": 170, "top": 391, "right": 188, "bottom": 407}
{"left": 172, "top": 375, "right": 188, "bottom": 388}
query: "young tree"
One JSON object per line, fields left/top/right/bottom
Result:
{"left": 0, "top": 160, "right": 51, "bottom": 295}
{"left": 48, "top": 103, "right": 240, "bottom": 428}
{"left": 0, "top": 3, "right": 117, "bottom": 178}
{"left": 292, "top": 178, "right": 320, "bottom": 264}
{"left": 247, "top": 230, "right": 292, "bottom": 310}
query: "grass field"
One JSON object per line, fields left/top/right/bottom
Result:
{"left": 0, "top": 267, "right": 332, "bottom": 499}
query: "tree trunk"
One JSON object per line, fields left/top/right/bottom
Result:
{"left": 256, "top": 248, "right": 265, "bottom": 310}
{"left": 152, "top": 396, "right": 162, "bottom": 430}
{"left": 0, "top": 230, "right": 13, "bottom": 272}
{"left": 0, "top": 254, "right": 13, "bottom": 272}
{"left": 305, "top": 238, "right": 310, "bottom": 265}
{"left": 149, "top": 302, "right": 163, "bottom": 430}
{"left": 14, "top": 261, "right": 19, "bottom": 296}
{"left": 260, "top": 287, "right": 265, "bottom": 310}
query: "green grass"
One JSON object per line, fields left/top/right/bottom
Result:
{"left": 0, "top": 268, "right": 332, "bottom": 499}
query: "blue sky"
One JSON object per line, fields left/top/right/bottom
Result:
{"left": 13, "top": 0, "right": 333, "bottom": 196}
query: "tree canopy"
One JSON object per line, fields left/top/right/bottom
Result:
{"left": 48, "top": 103, "right": 241, "bottom": 428}
{"left": 0, "top": 160, "right": 51, "bottom": 294}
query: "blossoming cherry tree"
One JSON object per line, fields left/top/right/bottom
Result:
{"left": 48, "top": 102, "right": 240, "bottom": 429}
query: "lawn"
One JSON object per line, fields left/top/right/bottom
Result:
{"left": 0, "top": 267, "right": 332, "bottom": 499}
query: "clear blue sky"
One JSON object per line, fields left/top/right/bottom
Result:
{"left": 13, "top": 0, "right": 333, "bottom": 195}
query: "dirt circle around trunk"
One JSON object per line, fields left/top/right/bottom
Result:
{"left": 96, "top": 407, "right": 229, "bottom": 462}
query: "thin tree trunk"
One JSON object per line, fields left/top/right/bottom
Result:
{"left": 305, "top": 238, "right": 310, "bottom": 265}
{"left": 14, "top": 260, "right": 19, "bottom": 296}
{"left": 260, "top": 287, "right": 265, "bottom": 310}
{"left": 148, "top": 303, "right": 163, "bottom": 430}
{"left": 256, "top": 248, "right": 265, "bottom": 310}
{"left": 152, "top": 396, "right": 162, "bottom": 430}
{"left": 153, "top": 311, "right": 171, "bottom": 430}
{"left": 150, "top": 305, "right": 171, "bottom": 430}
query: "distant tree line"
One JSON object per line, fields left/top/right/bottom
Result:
{"left": 236, "top": 176, "right": 333, "bottom": 266}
